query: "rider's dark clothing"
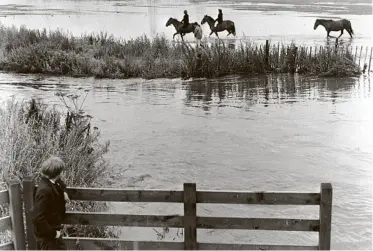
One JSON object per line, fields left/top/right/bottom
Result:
{"left": 215, "top": 12, "right": 223, "bottom": 25}
{"left": 182, "top": 14, "right": 189, "bottom": 28}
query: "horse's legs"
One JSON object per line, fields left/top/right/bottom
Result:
{"left": 337, "top": 29, "right": 344, "bottom": 39}
{"left": 327, "top": 30, "right": 336, "bottom": 38}
{"left": 173, "top": 32, "right": 178, "bottom": 39}
{"left": 347, "top": 29, "right": 353, "bottom": 38}
{"left": 215, "top": 32, "right": 219, "bottom": 37}
{"left": 209, "top": 31, "right": 213, "bottom": 37}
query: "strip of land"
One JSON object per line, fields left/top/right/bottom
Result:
{"left": 0, "top": 24, "right": 361, "bottom": 79}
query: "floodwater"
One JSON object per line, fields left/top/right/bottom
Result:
{"left": 0, "top": 0, "right": 372, "bottom": 249}
{"left": 0, "top": 0, "right": 372, "bottom": 47}
{"left": 0, "top": 72, "right": 372, "bottom": 249}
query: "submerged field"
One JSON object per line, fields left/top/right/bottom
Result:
{"left": 0, "top": 24, "right": 361, "bottom": 79}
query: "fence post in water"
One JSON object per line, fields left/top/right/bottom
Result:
{"left": 23, "top": 177, "right": 37, "bottom": 250}
{"left": 309, "top": 46, "right": 313, "bottom": 60}
{"left": 319, "top": 183, "right": 333, "bottom": 250}
{"left": 265, "top": 40, "right": 270, "bottom": 69}
{"left": 277, "top": 42, "right": 280, "bottom": 67}
{"left": 364, "top": 46, "right": 368, "bottom": 66}
{"left": 183, "top": 183, "right": 197, "bottom": 250}
{"left": 354, "top": 46, "right": 358, "bottom": 62}
{"left": 358, "top": 46, "right": 363, "bottom": 68}
{"left": 368, "top": 47, "right": 373, "bottom": 74}
{"left": 8, "top": 180, "right": 26, "bottom": 250}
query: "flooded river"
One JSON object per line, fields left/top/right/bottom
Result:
{"left": 0, "top": 0, "right": 372, "bottom": 249}
{"left": 0, "top": 0, "right": 372, "bottom": 46}
{"left": 0, "top": 72, "right": 372, "bottom": 249}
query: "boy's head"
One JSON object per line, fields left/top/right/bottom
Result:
{"left": 40, "top": 156, "right": 65, "bottom": 179}
{"left": 194, "top": 22, "right": 199, "bottom": 27}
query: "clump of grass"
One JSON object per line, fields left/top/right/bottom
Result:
{"left": 0, "top": 93, "right": 117, "bottom": 245}
{"left": 0, "top": 24, "right": 361, "bottom": 79}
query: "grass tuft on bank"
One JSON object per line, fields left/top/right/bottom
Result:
{"left": 0, "top": 24, "right": 361, "bottom": 79}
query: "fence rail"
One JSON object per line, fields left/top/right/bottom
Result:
{"left": 67, "top": 187, "right": 321, "bottom": 205}
{"left": 22, "top": 178, "right": 333, "bottom": 250}
{"left": 0, "top": 181, "right": 26, "bottom": 250}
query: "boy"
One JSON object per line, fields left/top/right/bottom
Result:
{"left": 32, "top": 156, "right": 70, "bottom": 250}
{"left": 193, "top": 22, "right": 203, "bottom": 49}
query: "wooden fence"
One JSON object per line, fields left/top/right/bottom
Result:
{"left": 22, "top": 178, "right": 333, "bottom": 250}
{"left": 0, "top": 181, "right": 26, "bottom": 250}
{"left": 203, "top": 38, "right": 373, "bottom": 74}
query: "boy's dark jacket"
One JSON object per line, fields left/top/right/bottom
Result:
{"left": 32, "top": 177, "right": 67, "bottom": 239}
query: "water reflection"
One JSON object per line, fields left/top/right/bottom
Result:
{"left": 182, "top": 74, "right": 364, "bottom": 111}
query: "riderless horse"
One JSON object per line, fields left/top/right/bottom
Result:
{"left": 313, "top": 19, "right": 354, "bottom": 39}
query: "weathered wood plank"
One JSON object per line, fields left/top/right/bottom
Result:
{"left": 197, "top": 191, "right": 320, "bottom": 205}
{"left": 198, "top": 243, "right": 318, "bottom": 250}
{"left": 63, "top": 212, "right": 319, "bottom": 232}
{"left": 197, "top": 217, "right": 320, "bottom": 231}
{"left": 22, "top": 178, "right": 37, "bottom": 250}
{"left": 319, "top": 183, "right": 333, "bottom": 250}
{"left": 0, "top": 242, "right": 13, "bottom": 250}
{"left": 63, "top": 237, "right": 183, "bottom": 250}
{"left": 0, "top": 216, "right": 11, "bottom": 232}
{"left": 56, "top": 187, "right": 321, "bottom": 205}
{"left": 63, "top": 212, "right": 183, "bottom": 228}
{"left": 184, "top": 183, "right": 197, "bottom": 250}
{"left": 8, "top": 181, "right": 26, "bottom": 250}
{"left": 0, "top": 190, "right": 9, "bottom": 205}
{"left": 66, "top": 188, "right": 183, "bottom": 202}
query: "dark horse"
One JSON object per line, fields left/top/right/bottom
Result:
{"left": 314, "top": 19, "right": 354, "bottom": 38}
{"left": 165, "top": 17, "right": 195, "bottom": 41}
{"left": 201, "top": 15, "right": 236, "bottom": 37}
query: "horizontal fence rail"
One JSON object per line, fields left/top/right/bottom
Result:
{"left": 23, "top": 178, "right": 333, "bottom": 250}
{"left": 66, "top": 187, "right": 321, "bottom": 205}
{"left": 62, "top": 212, "right": 319, "bottom": 231}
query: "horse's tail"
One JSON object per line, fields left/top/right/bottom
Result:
{"left": 232, "top": 22, "right": 236, "bottom": 36}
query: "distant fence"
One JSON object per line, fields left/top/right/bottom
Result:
{"left": 258, "top": 41, "right": 372, "bottom": 73}
{"left": 23, "top": 178, "right": 333, "bottom": 250}
{"left": 0, "top": 181, "right": 26, "bottom": 250}
{"left": 178, "top": 37, "right": 373, "bottom": 74}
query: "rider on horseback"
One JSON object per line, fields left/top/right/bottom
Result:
{"left": 179, "top": 10, "right": 189, "bottom": 33}
{"left": 214, "top": 9, "right": 223, "bottom": 27}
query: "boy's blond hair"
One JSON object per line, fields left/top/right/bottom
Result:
{"left": 40, "top": 156, "right": 65, "bottom": 179}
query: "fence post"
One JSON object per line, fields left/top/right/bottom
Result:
{"left": 23, "top": 177, "right": 37, "bottom": 250}
{"left": 319, "top": 183, "right": 333, "bottom": 250}
{"left": 265, "top": 40, "right": 270, "bottom": 69}
{"left": 183, "top": 183, "right": 197, "bottom": 250}
{"left": 8, "top": 180, "right": 26, "bottom": 250}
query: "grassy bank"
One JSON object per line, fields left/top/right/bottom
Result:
{"left": 0, "top": 94, "right": 117, "bottom": 245}
{"left": 0, "top": 24, "right": 361, "bottom": 79}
